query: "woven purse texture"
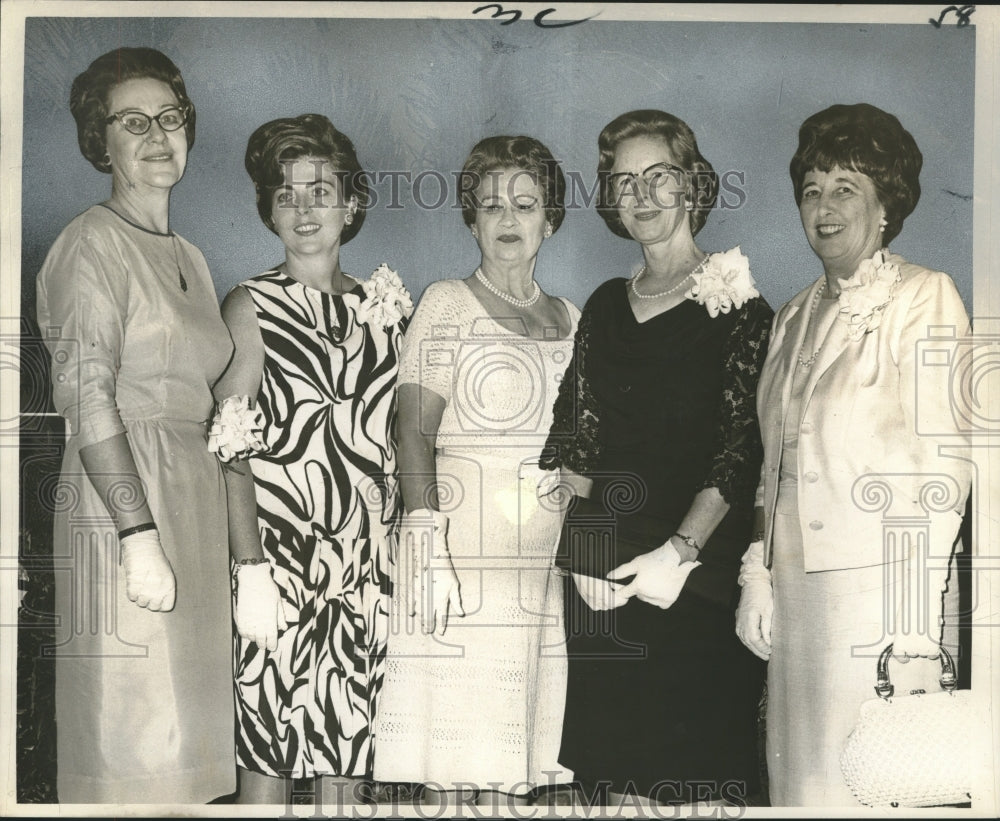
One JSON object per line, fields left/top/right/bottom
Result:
{"left": 840, "top": 646, "right": 972, "bottom": 807}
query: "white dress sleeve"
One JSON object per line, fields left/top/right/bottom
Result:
{"left": 397, "top": 280, "right": 469, "bottom": 403}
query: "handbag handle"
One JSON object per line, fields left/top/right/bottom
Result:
{"left": 875, "top": 643, "right": 958, "bottom": 700}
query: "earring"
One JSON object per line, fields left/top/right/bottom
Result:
{"left": 345, "top": 214, "right": 354, "bottom": 225}
{"left": 879, "top": 216, "right": 888, "bottom": 232}
{"left": 544, "top": 226, "right": 552, "bottom": 238}
{"left": 684, "top": 198, "right": 694, "bottom": 212}
{"left": 471, "top": 226, "right": 479, "bottom": 238}
{"left": 102, "top": 153, "right": 111, "bottom": 168}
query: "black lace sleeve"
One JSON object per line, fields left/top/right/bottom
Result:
{"left": 698, "top": 296, "right": 774, "bottom": 509}
{"left": 540, "top": 300, "right": 601, "bottom": 473}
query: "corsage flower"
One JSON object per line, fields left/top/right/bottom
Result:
{"left": 208, "top": 395, "right": 268, "bottom": 462}
{"left": 836, "top": 249, "right": 900, "bottom": 341}
{"left": 685, "top": 246, "right": 760, "bottom": 317}
{"left": 356, "top": 263, "right": 413, "bottom": 328}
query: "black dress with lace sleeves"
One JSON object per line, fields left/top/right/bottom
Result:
{"left": 557, "top": 275, "right": 771, "bottom": 800}
{"left": 698, "top": 295, "right": 774, "bottom": 508}
{"left": 540, "top": 299, "right": 601, "bottom": 474}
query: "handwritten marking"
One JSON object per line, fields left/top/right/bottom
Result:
{"left": 474, "top": 3, "right": 521, "bottom": 24}
{"left": 472, "top": 3, "right": 597, "bottom": 28}
{"left": 533, "top": 8, "right": 599, "bottom": 28}
{"left": 942, "top": 189, "right": 973, "bottom": 201}
{"left": 929, "top": 5, "right": 975, "bottom": 28}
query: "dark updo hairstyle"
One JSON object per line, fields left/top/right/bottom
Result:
{"left": 459, "top": 135, "right": 567, "bottom": 234}
{"left": 596, "top": 109, "right": 718, "bottom": 238}
{"left": 789, "top": 103, "right": 922, "bottom": 245}
{"left": 244, "top": 113, "right": 370, "bottom": 244}
{"left": 70, "top": 47, "right": 196, "bottom": 174}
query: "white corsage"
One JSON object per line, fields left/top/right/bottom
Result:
{"left": 356, "top": 263, "right": 413, "bottom": 328}
{"left": 836, "top": 249, "right": 900, "bottom": 341}
{"left": 685, "top": 246, "right": 760, "bottom": 317}
{"left": 208, "top": 395, "right": 268, "bottom": 462}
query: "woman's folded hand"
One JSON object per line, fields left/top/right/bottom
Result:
{"left": 607, "top": 543, "right": 701, "bottom": 609}
{"left": 735, "top": 540, "right": 773, "bottom": 660}
{"left": 121, "top": 529, "right": 176, "bottom": 612}
{"left": 888, "top": 633, "right": 942, "bottom": 662}
{"left": 571, "top": 571, "right": 629, "bottom": 611}
{"left": 401, "top": 509, "right": 465, "bottom": 637}
{"left": 234, "top": 562, "right": 288, "bottom": 651}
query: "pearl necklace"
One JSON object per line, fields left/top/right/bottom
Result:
{"left": 630, "top": 254, "right": 710, "bottom": 300}
{"left": 797, "top": 281, "right": 829, "bottom": 368}
{"left": 475, "top": 267, "right": 540, "bottom": 307}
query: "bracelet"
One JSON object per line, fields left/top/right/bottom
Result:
{"left": 233, "top": 557, "right": 269, "bottom": 577}
{"left": 405, "top": 508, "right": 449, "bottom": 534}
{"left": 751, "top": 529, "right": 765, "bottom": 543}
{"left": 118, "top": 522, "right": 156, "bottom": 540}
{"left": 674, "top": 532, "right": 702, "bottom": 552}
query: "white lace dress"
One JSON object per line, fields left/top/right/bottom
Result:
{"left": 373, "top": 279, "right": 579, "bottom": 794}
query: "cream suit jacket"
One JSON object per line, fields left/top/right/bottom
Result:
{"left": 755, "top": 257, "right": 972, "bottom": 572}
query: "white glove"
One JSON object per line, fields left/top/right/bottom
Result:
{"left": 121, "top": 529, "right": 176, "bottom": 612}
{"left": 537, "top": 467, "right": 592, "bottom": 501}
{"left": 607, "top": 542, "right": 701, "bottom": 609}
{"left": 234, "top": 561, "right": 288, "bottom": 652}
{"left": 536, "top": 471, "right": 562, "bottom": 499}
{"left": 571, "top": 571, "right": 629, "bottom": 611}
{"left": 735, "top": 540, "right": 773, "bottom": 660}
{"left": 889, "top": 523, "right": 955, "bottom": 661}
{"left": 890, "top": 631, "right": 943, "bottom": 661}
{"left": 401, "top": 508, "right": 464, "bottom": 636}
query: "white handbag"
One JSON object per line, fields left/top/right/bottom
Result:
{"left": 840, "top": 644, "right": 972, "bottom": 807}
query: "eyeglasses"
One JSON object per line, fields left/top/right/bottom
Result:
{"left": 607, "top": 162, "right": 687, "bottom": 199}
{"left": 104, "top": 105, "right": 190, "bottom": 136}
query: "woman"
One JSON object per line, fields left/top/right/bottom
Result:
{"left": 540, "top": 109, "right": 773, "bottom": 806}
{"left": 213, "top": 113, "right": 411, "bottom": 804}
{"left": 34, "top": 47, "right": 234, "bottom": 803}
{"left": 373, "top": 136, "right": 579, "bottom": 808}
{"left": 735, "top": 103, "right": 972, "bottom": 807}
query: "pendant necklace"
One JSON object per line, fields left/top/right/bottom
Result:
{"left": 107, "top": 203, "right": 187, "bottom": 291}
{"left": 106, "top": 201, "right": 187, "bottom": 291}
{"left": 170, "top": 234, "right": 188, "bottom": 292}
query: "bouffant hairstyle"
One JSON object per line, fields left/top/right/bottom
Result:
{"left": 70, "top": 47, "right": 195, "bottom": 174}
{"left": 596, "top": 109, "right": 718, "bottom": 238}
{"left": 458, "top": 135, "right": 567, "bottom": 234}
{"left": 244, "top": 113, "right": 370, "bottom": 244}
{"left": 789, "top": 103, "right": 922, "bottom": 245}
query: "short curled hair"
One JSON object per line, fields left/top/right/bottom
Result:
{"left": 70, "top": 47, "right": 196, "bottom": 174}
{"left": 596, "top": 109, "right": 718, "bottom": 238}
{"left": 458, "top": 135, "right": 566, "bottom": 234}
{"left": 244, "top": 113, "right": 370, "bottom": 244}
{"left": 790, "top": 103, "right": 922, "bottom": 245}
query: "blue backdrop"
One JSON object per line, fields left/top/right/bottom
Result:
{"left": 21, "top": 15, "right": 975, "bottom": 316}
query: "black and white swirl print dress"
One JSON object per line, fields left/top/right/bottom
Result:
{"left": 233, "top": 269, "right": 406, "bottom": 779}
